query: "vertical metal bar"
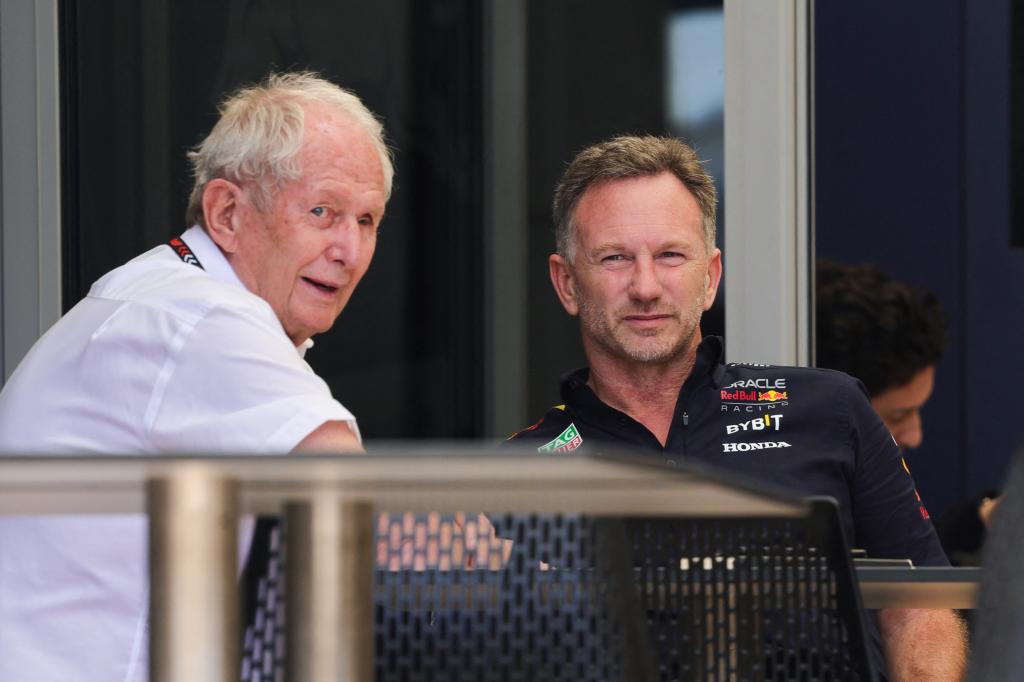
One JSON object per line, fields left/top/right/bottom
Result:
{"left": 286, "top": 497, "right": 374, "bottom": 682}
{"left": 482, "top": 0, "right": 528, "bottom": 438}
{"left": 148, "top": 465, "right": 239, "bottom": 682}
{"left": 723, "top": 0, "right": 811, "bottom": 366}
{"left": 0, "top": 0, "right": 62, "bottom": 383}
{"left": 794, "top": 0, "right": 813, "bottom": 368}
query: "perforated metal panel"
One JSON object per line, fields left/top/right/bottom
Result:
{"left": 238, "top": 503, "right": 871, "bottom": 681}
{"left": 372, "top": 504, "right": 874, "bottom": 682}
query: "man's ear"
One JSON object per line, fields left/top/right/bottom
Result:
{"left": 202, "top": 179, "right": 245, "bottom": 254}
{"left": 549, "top": 253, "right": 580, "bottom": 316}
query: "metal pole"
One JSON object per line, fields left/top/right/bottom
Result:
{"left": 148, "top": 464, "right": 239, "bottom": 682}
{"left": 286, "top": 497, "right": 374, "bottom": 682}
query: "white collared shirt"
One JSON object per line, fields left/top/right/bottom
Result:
{"left": 0, "top": 226, "right": 358, "bottom": 680}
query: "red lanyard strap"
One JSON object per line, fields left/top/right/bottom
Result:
{"left": 167, "top": 237, "right": 204, "bottom": 270}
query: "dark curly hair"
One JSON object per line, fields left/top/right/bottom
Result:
{"left": 815, "top": 260, "right": 948, "bottom": 397}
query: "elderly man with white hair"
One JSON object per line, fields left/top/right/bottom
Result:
{"left": 0, "top": 72, "right": 391, "bottom": 680}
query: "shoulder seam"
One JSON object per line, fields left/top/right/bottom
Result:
{"left": 505, "top": 404, "right": 566, "bottom": 440}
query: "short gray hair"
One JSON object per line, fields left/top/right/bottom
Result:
{"left": 185, "top": 71, "right": 394, "bottom": 228}
{"left": 553, "top": 135, "right": 717, "bottom": 263}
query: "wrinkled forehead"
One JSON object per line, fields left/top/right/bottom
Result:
{"left": 280, "top": 99, "right": 372, "bottom": 159}
{"left": 280, "top": 109, "right": 386, "bottom": 197}
{"left": 300, "top": 105, "right": 379, "bottom": 161}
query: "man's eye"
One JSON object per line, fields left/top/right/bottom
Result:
{"left": 358, "top": 215, "right": 376, "bottom": 227}
{"left": 310, "top": 206, "right": 327, "bottom": 218}
{"left": 602, "top": 254, "right": 626, "bottom": 263}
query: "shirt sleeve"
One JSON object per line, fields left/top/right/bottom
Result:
{"left": 844, "top": 381, "right": 949, "bottom": 566}
{"left": 146, "top": 302, "right": 356, "bottom": 454}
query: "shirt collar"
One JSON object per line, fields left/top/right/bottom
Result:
{"left": 179, "top": 225, "right": 315, "bottom": 357}
{"left": 699, "top": 335, "right": 728, "bottom": 387}
{"left": 561, "top": 335, "right": 726, "bottom": 408}
{"left": 180, "top": 225, "right": 248, "bottom": 291}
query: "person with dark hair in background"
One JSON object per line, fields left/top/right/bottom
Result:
{"left": 0, "top": 72, "right": 392, "bottom": 680}
{"left": 816, "top": 260, "right": 998, "bottom": 565}
{"left": 508, "top": 135, "right": 966, "bottom": 680}
{"left": 816, "top": 260, "right": 947, "bottom": 452}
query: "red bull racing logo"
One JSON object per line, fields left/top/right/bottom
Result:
{"left": 720, "top": 389, "right": 757, "bottom": 401}
{"left": 719, "top": 389, "right": 789, "bottom": 402}
{"left": 720, "top": 381, "right": 791, "bottom": 413}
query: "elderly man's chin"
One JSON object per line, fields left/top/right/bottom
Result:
{"left": 284, "top": 301, "right": 347, "bottom": 344}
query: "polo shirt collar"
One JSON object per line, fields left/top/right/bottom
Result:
{"left": 701, "top": 336, "right": 728, "bottom": 387}
{"left": 179, "top": 225, "right": 315, "bottom": 357}
{"left": 180, "top": 225, "right": 247, "bottom": 292}
{"left": 561, "top": 335, "right": 726, "bottom": 412}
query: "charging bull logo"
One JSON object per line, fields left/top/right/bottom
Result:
{"left": 758, "top": 390, "right": 788, "bottom": 402}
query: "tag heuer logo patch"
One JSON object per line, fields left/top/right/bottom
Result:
{"left": 537, "top": 423, "right": 583, "bottom": 453}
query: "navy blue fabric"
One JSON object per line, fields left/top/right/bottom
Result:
{"left": 509, "top": 336, "right": 948, "bottom": 569}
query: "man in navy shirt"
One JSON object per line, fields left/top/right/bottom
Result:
{"left": 508, "top": 135, "right": 965, "bottom": 681}
{"left": 816, "top": 260, "right": 998, "bottom": 566}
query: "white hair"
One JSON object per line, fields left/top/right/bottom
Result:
{"left": 185, "top": 71, "right": 394, "bottom": 227}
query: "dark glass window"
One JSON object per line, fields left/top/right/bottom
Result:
{"left": 59, "top": 0, "right": 726, "bottom": 438}
{"left": 522, "top": 0, "right": 724, "bottom": 414}
{"left": 60, "top": 0, "right": 484, "bottom": 439}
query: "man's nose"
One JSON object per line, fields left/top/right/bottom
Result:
{"left": 326, "top": 216, "right": 362, "bottom": 265}
{"left": 897, "top": 413, "right": 924, "bottom": 450}
{"left": 628, "top": 257, "right": 661, "bottom": 301}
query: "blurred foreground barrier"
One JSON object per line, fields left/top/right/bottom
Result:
{"left": 0, "top": 449, "right": 896, "bottom": 681}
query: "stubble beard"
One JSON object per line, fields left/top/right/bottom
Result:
{"left": 576, "top": 290, "right": 705, "bottom": 365}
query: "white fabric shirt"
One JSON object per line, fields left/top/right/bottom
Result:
{"left": 0, "top": 226, "right": 358, "bottom": 681}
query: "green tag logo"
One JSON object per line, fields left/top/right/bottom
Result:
{"left": 537, "top": 423, "right": 583, "bottom": 453}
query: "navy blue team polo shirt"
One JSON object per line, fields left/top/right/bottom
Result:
{"left": 509, "top": 335, "right": 948, "bottom": 568}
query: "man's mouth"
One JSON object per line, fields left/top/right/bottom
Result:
{"left": 622, "top": 313, "right": 675, "bottom": 330}
{"left": 623, "top": 313, "right": 674, "bottom": 323}
{"left": 301, "top": 276, "right": 340, "bottom": 294}
{"left": 624, "top": 314, "right": 671, "bottom": 321}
